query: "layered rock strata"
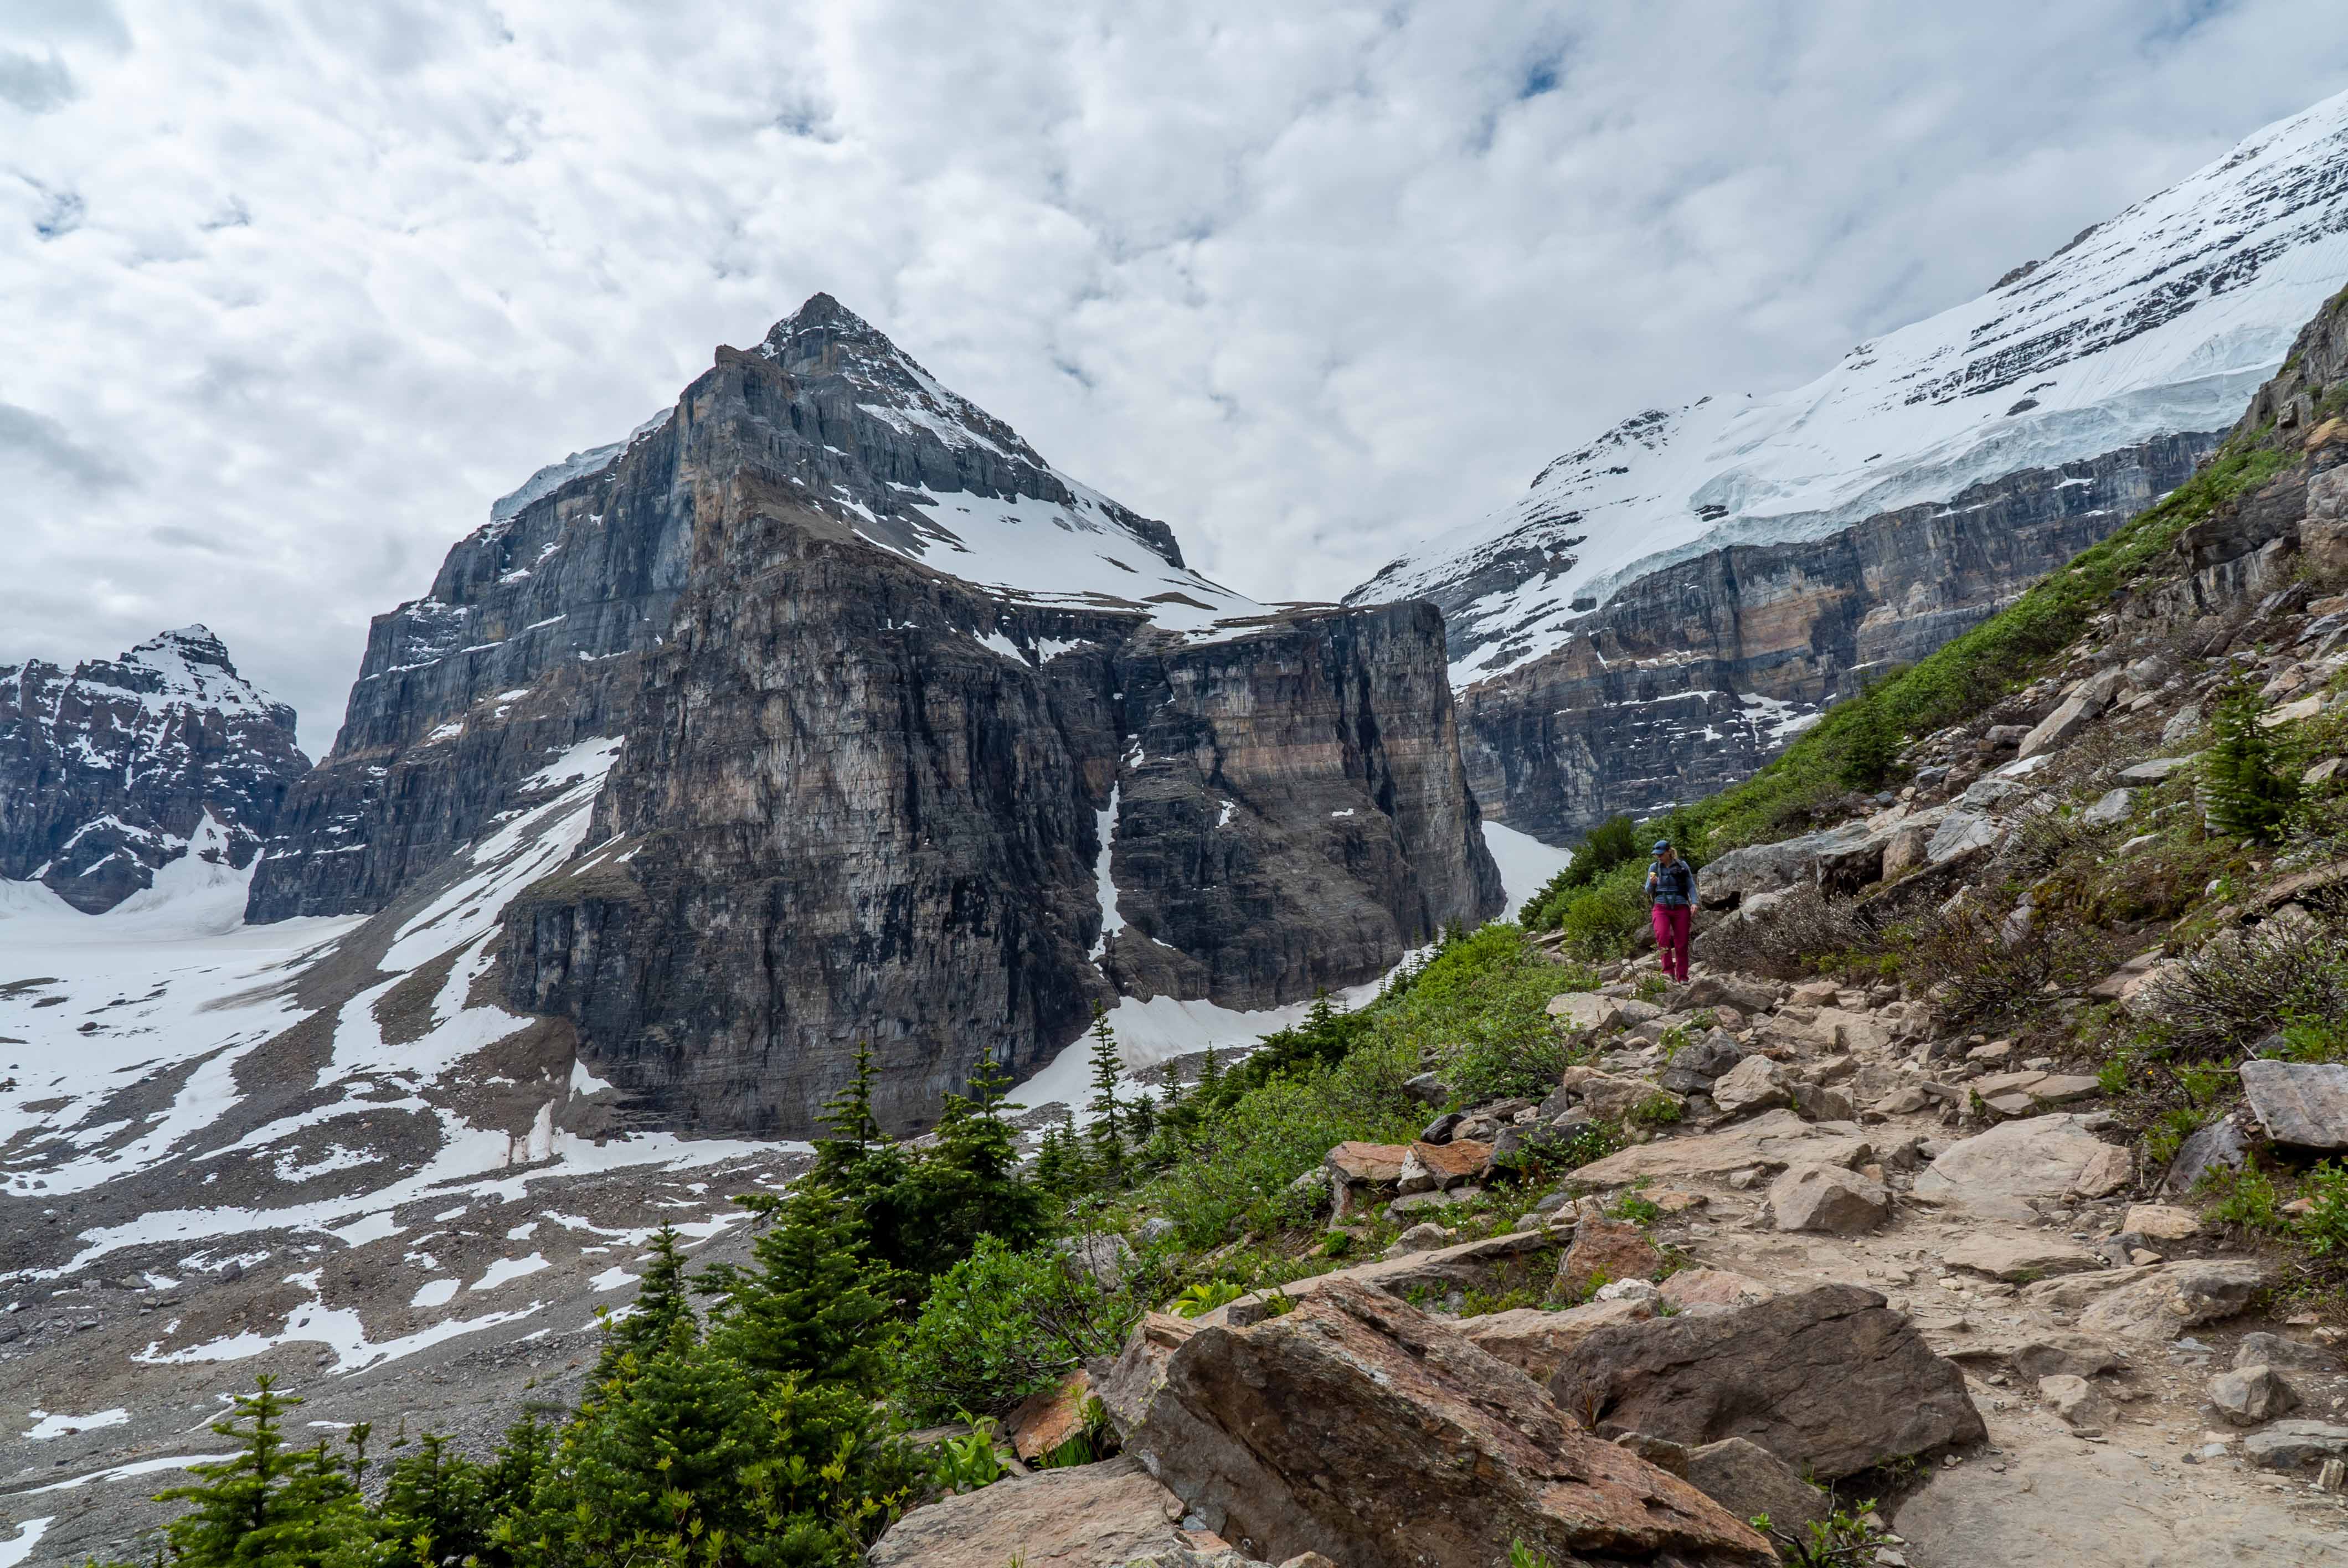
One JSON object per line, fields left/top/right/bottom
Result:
{"left": 259, "top": 295, "right": 1500, "bottom": 1134}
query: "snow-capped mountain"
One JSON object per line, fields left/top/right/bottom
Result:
{"left": 1352, "top": 86, "right": 2348, "bottom": 840}
{"left": 0, "top": 626, "right": 308, "bottom": 914}
{"left": 254, "top": 292, "right": 1499, "bottom": 1136}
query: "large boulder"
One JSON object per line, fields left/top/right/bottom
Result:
{"left": 1916, "top": 1114, "right": 2129, "bottom": 1200}
{"left": 1557, "top": 1216, "right": 1664, "bottom": 1296}
{"left": 1548, "top": 1283, "right": 1986, "bottom": 1479}
{"left": 2072, "top": 1259, "right": 2269, "bottom": 1341}
{"left": 867, "top": 1455, "right": 1190, "bottom": 1568}
{"left": 1129, "top": 1277, "right": 1774, "bottom": 1568}
{"left": 1709, "top": 1055, "right": 1793, "bottom": 1116}
{"left": 1767, "top": 1164, "right": 1891, "bottom": 1234}
{"left": 2237, "top": 1060, "right": 2348, "bottom": 1151}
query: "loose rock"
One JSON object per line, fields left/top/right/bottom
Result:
{"left": 1767, "top": 1164, "right": 1891, "bottom": 1235}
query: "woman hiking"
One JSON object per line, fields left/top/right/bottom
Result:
{"left": 1646, "top": 839, "right": 1696, "bottom": 983}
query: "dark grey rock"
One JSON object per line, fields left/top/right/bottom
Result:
{"left": 2237, "top": 1060, "right": 2348, "bottom": 1151}
{"left": 0, "top": 627, "right": 307, "bottom": 912}
{"left": 2161, "top": 1113, "right": 2250, "bottom": 1196}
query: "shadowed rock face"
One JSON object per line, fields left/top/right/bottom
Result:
{"left": 256, "top": 294, "right": 1500, "bottom": 1135}
{"left": 0, "top": 627, "right": 308, "bottom": 911}
{"left": 1453, "top": 435, "right": 2217, "bottom": 840}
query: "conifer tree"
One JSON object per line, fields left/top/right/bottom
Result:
{"left": 704, "top": 1184, "right": 894, "bottom": 1394}
{"left": 1196, "top": 1043, "right": 1222, "bottom": 1103}
{"left": 1031, "top": 1118, "right": 1080, "bottom": 1201}
{"left": 1085, "top": 1004, "right": 1125, "bottom": 1175}
{"left": 147, "top": 1376, "right": 372, "bottom": 1567}
{"left": 888, "top": 1054, "right": 1044, "bottom": 1276}
{"left": 2203, "top": 678, "right": 2301, "bottom": 842}
{"left": 590, "top": 1224, "right": 696, "bottom": 1387}
{"left": 378, "top": 1431, "right": 490, "bottom": 1567}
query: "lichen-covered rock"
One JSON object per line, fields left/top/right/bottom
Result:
{"left": 866, "top": 1456, "right": 1190, "bottom": 1568}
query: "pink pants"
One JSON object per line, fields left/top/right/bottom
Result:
{"left": 1651, "top": 904, "right": 1691, "bottom": 981}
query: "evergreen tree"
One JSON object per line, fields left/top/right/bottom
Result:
{"left": 1031, "top": 1119, "right": 1081, "bottom": 1202}
{"left": 472, "top": 1416, "right": 554, "bottom": 1568}
{"left": 2203, "top": 678, "right": 2301, "bottom": 842}
{"left": 590, "top": 1224, "right": 696, "bottom": 1387}
{"left": 1084, "top": 1005, "right": 1124, "bottom": 1175}
{"left": 1836, "top": 692, "right": 1900, "bottom": 790}
{"left": 815, "top": 1041, "right": 887, "bottom": 1179}
{"left": 377, "top": 1432, "right": 489, "bottom": 1567}
{"left": 887, "top": 1054, "right": 1044, "bottom": 1277}
{"left": 1196, "top": 1044, "right": 1222, "bottom": 1105}
{"left": 1125, "top": 1086, "right": 1157, "bottom": 1151}
{"left": 146, "top": 1376, "right": 373, "bottom": 1567}
{"left": 704, "top": 1184, "right": 895, "bottom": 1394}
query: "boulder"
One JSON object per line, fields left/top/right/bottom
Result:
{"left": 1710, "top": 1055, "right": 1793, "bottom": 1116}
{"left": 1547, "top": 1283, "right": 1986, "bottom": 1479}
{"left": 1558, "top": 1216, "right": 1664, "bottom": 1297}
{"left": 2081, "top": 787, "right": 2134, "bottom": 827}
{"left": 2242, "top": 1420, "right": 2348, "bottom": 1472}
{"left": 1789, "top": 1081, "right": 1857, "bottom": 1122}
{"left": 1459, "top": 1297, "right": 1657, "bottom": 1383}
{"left": 1809, "top": 1007, "right": 1893, "bottom": 1055}
{"left": 2234, "top": 1332, "right": 2342, "bottom": 1374}
{"left": 2160, "top": 1112, "right": 2250, "bottom": 1195}
{"left": 1007, "top": 1369, "right": 1094, "bottom": 1462}
{"left": 1767, "top": 1165, "right": 1891, "bottom": 1235}
{"left": 1942, "top": 1331, "right": 2126, "bottom": 1382}
{"left": 1941, "top": 1235, "right": 2104, "bottom": 1282}
{"left": 1091, "top": 1312, "right": 1199, "bottom": 1438}
{"left": 1547, "top": 992, "right": 1621, "bottom": 1030}
{"left": 2210, "top": 1364, "right": 2300, "bottom": 1426}
{"left": 1397, "top": 1138, "right": 1492, "bottom": 1193}
{"left": 1674, "top": 975, "right": 1777, "bottom": 1014}
{"left": 866, "top": 1455, "right": 1188, "bottom": 1568}
{"left": 1130, "top": 1277, "right": 1774, "bottom": 1568}
{"left": 1387, "top": 1222, "right": 1453, "bottom": 1255}
{"left": 1916, "top": 1115, "right": 2125, "bottom": 1200}
{"left": 2121, "top": 1204, "right": 2201, "bottom": 1242}
{"left": 2020, "top": 669, "right": 2124, "bottom": 757}
{"left": 2067, "top": 1259, "right": 2269, "bottom": 1341}
{"left": 2037, "top": 1374, "right": 2113, "bottom": 1432}
{"left": 1568, "top": 1109, "right": 1873, "bottom": 1188}
{"left": 1657, "top": 1029, "right": 1745, "bottom": 1095}
{"left": 1659, "top": 1268, "right": 1776, "bottom": 1312}
{"left": 1683, "top": 1437, "right": 1831, "bottom": 1544}
{"left": 1324, "top": 1141, "right": 1408, "bottom": 1186}
{"left": 2237, "top": 1060, "right": 2348, "bottom": 1151}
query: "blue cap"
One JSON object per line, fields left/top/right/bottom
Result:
{"left": 1652, "top": 840, "right": 1671, "bottom": 853}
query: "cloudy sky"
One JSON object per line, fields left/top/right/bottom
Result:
{"left": 6, "top": 1, "right": 2348, "bottom": 753}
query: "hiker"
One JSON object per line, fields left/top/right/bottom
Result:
{"left": 1646, "top": 839, "right": 1695, "bottom": 982}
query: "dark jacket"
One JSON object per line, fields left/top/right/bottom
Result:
{"left": 1646, "top": 858, "right": 1696, "bottom": 908}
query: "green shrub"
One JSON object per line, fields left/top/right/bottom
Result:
{"left": 898, "top": 1238, "right": 1136, "bottom": 1419}
{"left": 2300, "top": 1160, "right": 2348, "bottom": 1257}
{"left": 2205, "top": 1166, "right": 2286, "bottom": 1233}
{"left": 1170, "top": 1280, "right": 1245, "bottom": 1318}
{"left": 1520, "top": 815, "right": 1641, "bottom": 924}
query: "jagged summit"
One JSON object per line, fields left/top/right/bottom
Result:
{"left": 1357, "top": 84, "right": 2348, "bottom": 689}
{"left": 1, "top": 626, "right": 307, "bottom": 914}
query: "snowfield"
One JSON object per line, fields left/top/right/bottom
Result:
{"left": 1359, "top": 86, "right": 2348, "bottom": 689}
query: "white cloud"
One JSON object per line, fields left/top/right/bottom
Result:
{"left": 2, "top": 1, "right": 2346, "bottom": 753}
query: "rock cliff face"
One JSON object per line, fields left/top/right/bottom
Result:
{"left": 1455, "top": 436, "right": 2214, "bottom": 839}
{"left": 262, "top": 295, "right": 1500, "bottom": 1134}
{"left": 1354, "top": 86, "right": 2348, "bottom": 842}
{"left": 0, "top": 627, "right": 307, "bottom": 912}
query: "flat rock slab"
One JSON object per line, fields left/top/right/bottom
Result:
{"left": 1942, "top": 1235, "right": 2104, "bottom": 1282}
{"left": 1324, "top": 1141, "right": 1408, "bottom": 1184}
{"left": 2243, "top": 1420, "right": 2348, "bottom": 1471}
{"left": 1136, "top": 1277, "right": 1773, "bottom": 1568}
{"left": 1548, "top": 1283, "right": 1985, "bottom": 1480}
{"left": 867, "top": 1455, "right": 1188, "bottom": 1568}
{"left": 2021, "top": 1258, "right": 2269, "bottom": 1341}
{"left": 1569, "top": 1110, "right": 1872, "bottom": 1188}
{"left": 1896, "top": 1400, "right": 2342, "bottom": 1566}
{"left": 1917, "top": 1115, "right": 2126, "bottom": 1200}
{"left": 2237, "top": 1060, "right": 2348, "bottom": 1151}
